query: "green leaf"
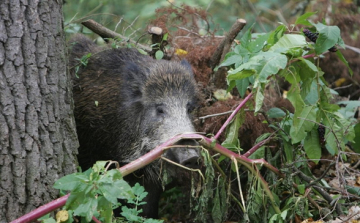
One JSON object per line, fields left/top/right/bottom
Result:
{"left": 65, "top": 191, "right": 87, "bottom": 210}
{"left": 248, "top": 33, "right": 270, "bottom": 53}
{"left": 97, "top": 196, "right": 113, "bottom": 223}
{"left": 73, "top": 197, "right": 98, "bottom": 222}
{"left": 280, "top": 209, "right": 288, "bottom": 220}
{"left": 92, "top": 161, "right": 107, "bottom": 173}
{"left": 162, "top": 33, "right": 169, "bottom": 41}
{"left": 155, "top": 50, "right": 164, "bottom": 60}
{"left": 267, "top": 107, "right": 286, "bottom": 118}
{"left": 337, "top": 100, "right": 360, "bottom": 110}
{"left": 287, "top": 84, "right": 305, "bottom": 113}
{"left": 252, "top": 51, "right": 288, "bottom": 84}
{"left": 303, "top": 80, "right": 319, "bottom": 105}
{"left": 121, "top": 206, "right": 143, "bottom": 222}
{"left": 137, "top": 48, "right": 148, "bottom": 55}
{"left": 280, "top": 66, "right": 301, "bottom": 85}
{"left": 290, "top": 105, "right": 316, "bottom": 144}
{"left": 298, "top": 57, "right": 318, "bottom": 73}
{"left": 353, "top": 123, "right": 360, "bottom": 153}
{"left": 265, "top": 24, "right": 287, "bottom": 50}
{"left": 248, "top": 146, "right": 265, "bottom": 160}
{"left": 297, "top": 184, "right": 306, "bottom": 195}
{"left": 99, "top": 177, "right": 133, "bottom": 204}
{"left": 39, "top": 218, "right": 56, "bottom": 223}
{"left": 294, "top": 12, "right": 317, "bottom": 26}
{"left": 311, "top": 23, "right": 341, "bottom": 54}
{"left": 53, "top": 173, "right": 83, "bottom": 191}
{"left": 212, "top": 180, "right": 222, "bottom": 223}
{"left": 283, "top": 141, "right": 293, "bottom": 163}
{"left": 219, "top": 54, "right": 243, "bottom": 67}
{"left": 235, "top": 78, "right": 250, "bottom": 98}
{"left": 132, "top": 183, "right": 148, "bottom": 202}
{"left": 227, "top": 69, "right": 255, "bottom": 81}
{"left": 255, "top": 87, "right": 264, "bottom": 113}
{"left": 345, "top": 185, "right": 360, "bottom": 196}
{"left": 221, "top": 113, "right": 243, "bottom": 152}
{"left": 325, "top": 132, "right": 338, "bottom": 155}
{"left": 304, "top": 128, "right": 322, "bottom": 164}
{"left": 269, "top": 34, "right": 307, "bottom": 51}
{"left": 37, "top": 214, "right": 54, "bottom": 222}
{"left": 238, "top": 26, "right": 253, "bottom": 49}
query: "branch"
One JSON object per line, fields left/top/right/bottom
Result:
{"left": 12, "top": 131, "right": 285, "bottom": 222}
{"left": 209, "top": 18, "right": 247, "bottom": 70}
{"left": 81, "top": 19, "right": 152, "bottom": 52}
{"left": 10, "top": 194, "right": 70, "bottom": 223}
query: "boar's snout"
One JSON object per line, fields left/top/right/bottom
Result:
{"left": 165, "top": 139, "right": 201, "bottom": 169}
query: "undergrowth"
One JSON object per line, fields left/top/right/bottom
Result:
{"left": 35, "top": 12, "right": 360, "bottom": 223}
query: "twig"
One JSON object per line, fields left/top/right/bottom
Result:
{"left": 345, "top": 44, "right": 360, "bottom": 54}
{"left": 233, "top": 157, "right": 246, "bottom": 211}
{"left": 306, "top": 162, "right": 335, "bottom": 187}
{"left": 294, "top": 166, "right": 343, "bottom": 215}
{"left": 333, "top": 83, "right": 353, "bottom": 91}
{"left": 199, "top": 110, "right": 234, "bottom": 120}
{"left": 161, "top": 156, "right": 205, "bottom": 181}
{"left": 81, "top": 19, "right": 151, "bottom": 52}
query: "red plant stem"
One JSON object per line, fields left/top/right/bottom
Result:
{"left": 10, "top": 194, "right": 70, "bottom": 223}
{"left": 196, "top": 135, "right": 282, "bottom": 214}
{"left": 119, "top": 134, "right": 203, "bottom": 176}
{"left": 92, "top": 216, "right": 102, "bottom": 223}
{"left": 303, "top": 53, "right": 315, "bottom": 59}
{"left": 213, "top": 93, "right": 253, "bottom": 140}
{"left": 243, "top": 132, "right": 275, "bottom": 158}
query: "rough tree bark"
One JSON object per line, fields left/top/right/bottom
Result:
{"left": 0, "top": 0, "right": 78, "bottom": 221}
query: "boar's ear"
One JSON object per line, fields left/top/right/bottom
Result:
{"left": 122, "top": 62, "right": 147, "bottom": 100}
{"left": 180, "top": 60, "right": 194, "bottom": 75}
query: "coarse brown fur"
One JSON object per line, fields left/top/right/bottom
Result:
{"left": 68, "top": 34, "right": 200, "bottom": 218}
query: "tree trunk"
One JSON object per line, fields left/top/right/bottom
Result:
{"left": 0, "top": 0, "right": 79, "bottom": 221}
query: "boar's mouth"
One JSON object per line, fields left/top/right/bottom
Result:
{"left": 164, "top": 139, "right": 201, "bottom": 169}
{"left": 122, "top": 138, "right": 201, "bottom": 182}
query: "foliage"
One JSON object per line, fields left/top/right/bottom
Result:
{"left": 38, "top": 161, "right": 162, "bottom": 223}
{"left": 217, "top": 12, "right": 360, "bottom": 222}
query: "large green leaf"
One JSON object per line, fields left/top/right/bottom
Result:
{"left": 253, "top": 52, "right": 288, "bottom": 84}
{"left": 53, "top": 173, "right": 83, "bottom": 191}
{"left": 303, "top": 80, "right": 319, "bottom": 105}
{"left": 267, "top": 107, "right": 286, "bottom": 118}
{"left": 73, "top": 196, "right": 98, "bottom": 222}
{"left": 235, "top": 78, "right": 250, "bottom": 98}
{"left": 290, "top": 105, "right": 316, "bottom": 144}
{"left": 287, "top": 84, "right": 305, "bottom": 113}
{"left": 219, "top": 54, "right": 243, "bottom": 67}
{"left": 311, "top": 23, "right": 343, "bottom": 54}
{"left": 269, "top": 34, "right": 307, "bottom": 51}
{"left": 304, "top": 128, "right": 322, "bottom": 164}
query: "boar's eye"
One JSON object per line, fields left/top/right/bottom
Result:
{"left": 187, "top": 103, "right": 195, "bottom": 114}
{"left": 156, "top": 104, "right": 165, "bottom": 116}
